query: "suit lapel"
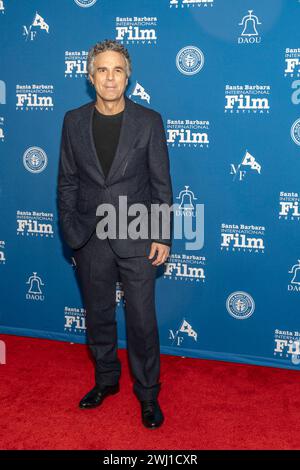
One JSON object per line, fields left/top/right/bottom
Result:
{"left": 79, "top": 95, "right": 139, "bottom": 185}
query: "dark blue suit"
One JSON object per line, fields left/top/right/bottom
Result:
{"left": 57, "top": 95, "right": 173, "bottom": 400}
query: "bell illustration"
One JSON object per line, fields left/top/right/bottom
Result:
{"left": 177, "top": 186, "right": 196, "bottom": 210}
{"left": 27, "top": 272, "right": 44, "bottom": 294}
{"left": 239, "top": 10, "right": 261, "bottom": 36}
{"left": 289, "top": 261, "right": 300, "bottom": 285}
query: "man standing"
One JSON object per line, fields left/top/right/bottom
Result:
{"left": 57, "top": 40, "right": 173, "bottom": 429}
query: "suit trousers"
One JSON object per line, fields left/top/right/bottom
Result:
{"left": 72, "top": 228, "right": 161, "bottom": 401}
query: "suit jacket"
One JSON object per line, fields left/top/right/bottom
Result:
{"left": 57, "top": 95, "right": 173, "bottom": 257}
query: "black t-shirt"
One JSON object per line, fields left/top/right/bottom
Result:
{"left": 92, "top": 106, "right": 124, "bottom": 179}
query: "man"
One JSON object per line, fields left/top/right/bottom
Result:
{"left": 57, "top": 39, "right": 173, "bottom": 429}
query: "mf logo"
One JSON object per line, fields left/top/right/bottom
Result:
{"left": 22, "top": 12, "right": 49, "bottom": 41}
{"left": 230, "top": 150, "right": 261, "bottom": 181}
{"left": 169, "top": 318, "right": 198, "bottom": 346}
{"left": 129, "top": 81, "right": 150, "bottom": 104}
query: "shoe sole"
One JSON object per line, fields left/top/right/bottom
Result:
{"left": 142, "top": 418, "right": 164, "bottom": 429}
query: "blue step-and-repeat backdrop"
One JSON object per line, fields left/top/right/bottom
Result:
{"left": 0, "top": 0, "right": 300, "bottom": 370}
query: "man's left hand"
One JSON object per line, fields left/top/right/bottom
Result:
{"left": 148, "top": 242, "right": 170, "bottom": 266}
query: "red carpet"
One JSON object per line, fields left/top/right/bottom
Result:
{"left": 0, "top": 333, "right": 300, "bottom": 450}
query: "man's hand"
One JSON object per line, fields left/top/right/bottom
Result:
{"left": 148, "top": 242, "right": 170, "bottom": 266}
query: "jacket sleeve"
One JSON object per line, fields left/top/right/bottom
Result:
{"left": 57, "top": 112, "right": 79, "bottom": 239}
{"left": 148, "top": 113, "right": 173, "bottom": 247}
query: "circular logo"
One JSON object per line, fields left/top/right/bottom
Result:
{"left": 226, "top": 291, "right": 255, "bottom": 320}
{"left": 74, "top": 0, "right": 97, "bottom": 7}
{"left": 291, "top": 118, "right": 300, "bottom": 146}
{"left": 176, "top": 46, "right": 204, "bottom": 75}
{"left": 23, "top": 147, "right": 47, "bottom": 173}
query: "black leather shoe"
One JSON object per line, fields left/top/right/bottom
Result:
{"left": 140, "top": 399, "right": 164, "bottom": 429}
{"left": 79, "top": 383, "right": 119, "bottom": 409}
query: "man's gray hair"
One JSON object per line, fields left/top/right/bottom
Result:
{"left": 87, "top": 39, "right": 132, "bottom": 82}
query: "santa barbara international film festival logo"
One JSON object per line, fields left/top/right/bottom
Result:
{"left": 230, "top": 150, "right": 261, "bottom": 181}
{"left": 278, "top": 191, "right": 300, "bottom": 221}
{"left": 284, "top": 47, "right": 300, "bottom": 114}
{"left": 288, "top": 259, "right": 300, "bottom": 293}
{"left": 115, "top": 16, "right": 157, "bottom": 45}
{"left": 23, "top": 147, "right": 48, "bottom": 173}
{"left": 26, "top": 272, "right": 45, "bottom": 301}
{"left": 16, "top": 210, "right": 54, "bottom": 238}
{"left": 169, "top": 0, "right": 214, "bottom": 8}
{"left": 65, "top": 51, "right": 88, "bottom": 78}
{"left": 274, "top": 329, "right": 300, "bottom": 366}
{"left": 169, "top": 318, "right": 198, "bottom": 347}
{"left": 64, "top": 284, "right": 124, "bottom": 335}
{"left": 291, "top": 118, "right": 300, "bottom": 146}
{"left": 116, "top": 282, "right": 125, "bottom": 306}
{"left": 22, "top": 12, "right": 49, "bottom": 41}
{"left": 164, "top": 252, "right": 206, "bottom": 283}
{"left": 220, "top": 223, "right": 265, "bottom": 254}
{"left": 176, "top": 46, "right": 204, "bottom": 75}
{"left": 284, "top": 48, "right": 300, "bottom": 78}
{"left": 238, "top": 10, "right": 262, "bottom": 44}
{"left": 166, "top": 117, "right": 209, "bottom": 148}
{"left": 64, "top": 307, "right": 86, "bottom": 335}
{"left": 224, "top": 84, "right": 271, "bottom": 114}
{"left": 226, "top": 291, "right": 255, "bottom": 320}
{"left": 16, "top": 85, "right": 54, "bottom": 111}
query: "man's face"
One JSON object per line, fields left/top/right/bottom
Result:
{"left": 89, "top": 50, "right": 128, "bottom": 102}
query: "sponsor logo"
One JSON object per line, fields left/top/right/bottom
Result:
{"left": 226, "top": 291, "right": 255, "bottom": 319}
{"left": 291, "top": 118, "right": 300, "bottom": 145}
{"left": 74, "top": 0, "right": 97, "bottom": 7}
{"left": 176, "top": 46, "right": 204, "bottom": 75}
{"left": 230, "top": 150, "right": 261, "bottom": 181}
{"left": 169, "top": 318, "right": 198, "bottom": 346}
{"left": 26, "top": 272, "right": 45, "bottom": 301}
{"left": 23, "top": 147, "right": 48, "bottom": 173}
{"left": 22, "top": 12, "right": 49, "bottom": 41}
{"left": 238, "top": 10, "right": 262, "bottom": 44}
